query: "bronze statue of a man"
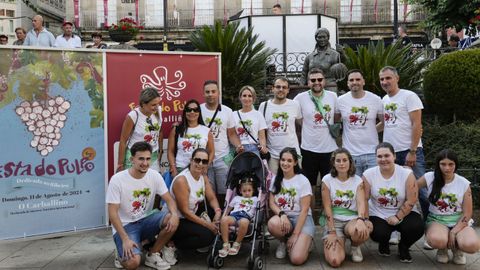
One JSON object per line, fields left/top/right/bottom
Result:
{"left": 301, "top": 28, "right": 341, "bottom": 88}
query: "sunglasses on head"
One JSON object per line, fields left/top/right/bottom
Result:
{"left": 310, "top": 78, "right": 324, "bottom": 83}
{"left": 193, "top": 157, "right": 209, "bottom": 165}
{"left": 185, "top": 107, "right": 200, "bottom": 113}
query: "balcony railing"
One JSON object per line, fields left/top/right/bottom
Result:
{"left": 75, "top": 4, "right": 425, "bottom": 30}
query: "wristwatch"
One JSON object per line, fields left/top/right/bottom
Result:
{"left": 409, "top": 148, "right": 417, "bottom": 154}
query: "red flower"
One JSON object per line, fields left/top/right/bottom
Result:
{"left": 121, "top": 25, "right": 127, "bottom": 31}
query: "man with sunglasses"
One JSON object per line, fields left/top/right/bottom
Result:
{"left": 259, "top": 77, "right": 302, "bottom": 173}
{"left": 200, "top": 80, "right": 241, "bottom": 204}
{"left": 335, "top": 70, "right": 383, "bottom": 176}
{"left": 107, "top": 141, "right": 179, "bottom": 269}
{"left": 294, "top": 68, "right": 338, "bottom": 206}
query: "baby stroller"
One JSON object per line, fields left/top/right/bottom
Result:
{"left": 207, "top": 151, "right": 268, "bottom": 270}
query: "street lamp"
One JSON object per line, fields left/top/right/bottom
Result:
{"left": 163, "top": 0, "right": 168, "bottom": 51}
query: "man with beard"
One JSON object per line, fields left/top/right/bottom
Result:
{"left": 107, "top": 141, "right": 179, "bottom": 269}
{"left": 200, "top": 80, "right": 241, "bottom": 204}
{"left": 259, "top": 77, "right": 301, "bottom": 173}
{"left": 294, "top": 68, "right": 338, "bottom": 206}
{"left": 335, "top": 70, "right": 383, "bottom": 176}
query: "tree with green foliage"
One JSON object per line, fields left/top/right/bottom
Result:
{"left": 408, "top": 0, "right": 480, "bottom": 35}
{"left": 189, "top": 20, "right": 276, "bottom": 109}
{"left": 342, "top": 41, "right": 429, "bottom": 96}
{"left": 423, "top": 49, "right": 480, "bottom": 122}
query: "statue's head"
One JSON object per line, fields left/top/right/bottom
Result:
{"left": 315, "top": 28, "right": 330, "bottom": 49}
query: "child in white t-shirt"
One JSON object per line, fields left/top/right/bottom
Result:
{"left": 219, "top": 177, "right": 258, "bottom": 257}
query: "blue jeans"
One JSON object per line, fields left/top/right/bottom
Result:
{"left": 230, "top": 210, "right": 252, "bottom": 222}
{"left": 113, "top": 210, "right": 167, "bottom": 259}
{"left": 243, "top": 143, "right": 260, "bottom": 156}
{"left": 207, "top": 158, "right": 229, "bottom": 194}
{"left": 395, "top": 147, "right": 428, "bottom": 220}
{"left": 353, "top": 153, "right": 377, "bottom": 176}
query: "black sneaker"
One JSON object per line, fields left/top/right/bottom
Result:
{"left": 399, "top": 246, "right": 412, "bottom": 263}
{"left": 378, "top": 243, "right": 390, "bottom": 257}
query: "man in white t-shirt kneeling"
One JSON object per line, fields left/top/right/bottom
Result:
{"left": 106, "top": 142, "right": 179, "bottom": 270}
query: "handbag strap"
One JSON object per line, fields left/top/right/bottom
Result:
{"left": 308, "top": 90, "right": 332, "bottom": 129}
{"left": 262, "top": 101, "right": 269, "bottom": 142}
{"left": 202, "top": 175, "right": 208, "bottom": 211}
{"left": 126, "top": 109, "right": 139, "bottom": 148}
{"left": 237, "top": 111, "right": 259, "bottom": 145}
{"left": 207, "top": 104, "right": 221, "bottom": 128}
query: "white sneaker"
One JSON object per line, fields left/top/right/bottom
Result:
{"left": 275, "top": 241, "right": 287, "bottom": 259}
{"left": 351, "top": 246, "right": 363, "bottom": 262}
{"left": 113, "top": 249, "right": 123, "bottom": 269}
{"left": 436, "top": 248, "right": 449, "bottom": 264}
{"left": 145, "top": 252, "right": 171, "bottom": 270}
{"left": 389, "top": 231, "right": 399, "bottom": 245}
{"left": 453, "top": 248, "right": 466, "bottom": 265}
{"left": 161, "top": 246, "right": 178, "bottom": 266}
{"left": 423, "top": 240, "right": 433, "bottom": 250}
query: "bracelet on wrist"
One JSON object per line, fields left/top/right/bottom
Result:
{"left": 394, "top": 215, "right": 402, "bottom": 222}
{"left": 357, "top": 217, "right": 368, "bottom": 222}
{"left": 328, "top": 229, "right": 336, "bottom": 234}
{"left": 278, "top": 211, "right": 286, "bottom": 217}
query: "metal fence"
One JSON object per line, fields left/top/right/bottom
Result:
{"left": 77, "top": 4, "right": 426, "bottom": 30}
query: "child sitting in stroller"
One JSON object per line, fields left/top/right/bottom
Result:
{"left": 219, "top": 176, "right": 259, "bottom": 257}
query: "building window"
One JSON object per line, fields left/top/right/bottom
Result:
{"left": 291, "top": 0, "right": 312, "bottom": 14}
{"left": 241, "top": 0, "right": 263, "bottom": 16}
{"left": 0, "top": 9, "right": 5, "bottom": 16}
{"left": 194, "top": 0, "right": 214, "bottom": 26}
{"left": 6, "top": 9, "right": 14, "bottom": 17}
{"left": 9, "top": 19, "right": 13, "bottom": 32}
{"left": 340, "top": 0, "right": 361, "bottom": 23}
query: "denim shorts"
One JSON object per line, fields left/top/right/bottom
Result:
{"left": 353, "top": 153, "right": 376, "bottom": 176}
{"left": 113, "top": 210, "right": 167, "bottom": 260}
{"left": 322, "top": 219, "right": 349, "bottom": 239}
{"left": 230, "top": 210, "right": 252, "bottom": 222}
{"left": 288, "top": 214, "right": 315, "bottom": 238}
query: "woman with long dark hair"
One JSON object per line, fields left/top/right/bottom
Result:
{"left": 267, "top": 147, "right": 315, "bottom": 265}
{"left": 167, "top": 99, "right": 214, "bottom": 176}
{"left": 321, "top": 148, "right": 372, "bottom": 267}
{"left": 117, "top": 88, "right": 162, "bottom": 172}
{"left": 418, "top": 149, "right": 480, "bottom": 265}
{"left": 363, "top": 142, "right": 423, "bottom": 263}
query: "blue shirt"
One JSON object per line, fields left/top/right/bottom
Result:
{"left": 24, "top": 28, "right": 55, "bottom": 47}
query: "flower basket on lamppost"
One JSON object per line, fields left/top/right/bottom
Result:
{"left": 107, "top": 17, "right": 143, "bottom": 43}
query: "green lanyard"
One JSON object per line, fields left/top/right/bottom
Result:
{"left": 308, "top": 90, "right": 326, "bottom": 116}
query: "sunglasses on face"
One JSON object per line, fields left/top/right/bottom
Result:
{"left": 185, "top": 107, "right": 200, "bottom": 113}
{"left": 310, "top": 78, "right": 324, "bottom": 83}
{"left": 193, "top": 157, "right": 209, "bottom": 165}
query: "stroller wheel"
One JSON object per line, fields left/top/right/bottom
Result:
{"left": 254, "top": 256, "right": 263, "bottom": 270}
{"left": 213, "top": 255, "right": 224, "bottom": 269}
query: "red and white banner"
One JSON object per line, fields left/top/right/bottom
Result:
{"left": 106, "top": 52, "right": 221, "bottom": 178}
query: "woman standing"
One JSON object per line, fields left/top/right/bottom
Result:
{"left": 267, "top": 147, "right": 315, "bottom": 265}
{"left": 363, "top": 142, "right": 423, "bottom": 263}
{"left": 233, "top": 86, "right": 268, "bottom": 156}
{"left": 167, "top": 99, "right": 214, "bottom": 176}
{"left": 418, "top": 149, "right": 480, "bottom": 265}
{"left": 117, "top": 88, "right": 162, "bottom": 172}
{"left": 321, "top": 148, "right": 372, "bottom": 267}
{"left": 170, "top": 148, "right": 221, "bottom": 252}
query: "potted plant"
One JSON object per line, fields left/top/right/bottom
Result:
{"left": 107, "top": 17, "right": 143, "bottom": 43}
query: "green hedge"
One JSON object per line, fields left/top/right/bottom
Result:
{"left": 423, "top": 49, "right": 480, "bottom": 122}
{"left": 423, "top": 119, "right": 480, "bottom": 207}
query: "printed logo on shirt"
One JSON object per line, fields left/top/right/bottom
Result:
{"left": 276, "top": 187, "right": 297, "bottom": 210}
{"left": 436, "top": 193, "right": 458, "bottom": 213}
{"left": 144, "top": 120, "right": 160, "bottom": 145}
{"left": 384, "top": 103, "right": 398, "bottom": 125}
{"left": 377, "top": 187, "right": 399, "bottom": 207}
{"left": 193, "top": 186, "right": 205, "bottom": 213}
{"left": 270, "top": 112, "right": 289, "bottom": 133}
{"left": 348, "top": 106, "right": 369, "bottom": 126}
{"left": 313, "top": 104, "right": 332, "bottom": 126}
{"left": 237, "top": 119, "right": 252, "bottom": 139}
{"left": 130, "top": 188, "right": 151, "bottom": 219}
{"left": 206, "top": 117, "right": 223, "bottom": 139}
{"left": 333, "top": 190, "right": 354, "bottom": 208}
{"left": 239, "top": 198, "right": 254, "bottom": 211}
{"left": 181, "top": 133, "right": 202, "bottom": 152}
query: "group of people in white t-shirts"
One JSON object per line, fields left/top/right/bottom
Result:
{"left": 107, "top": 68, "right": 479, "bottom": 269}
